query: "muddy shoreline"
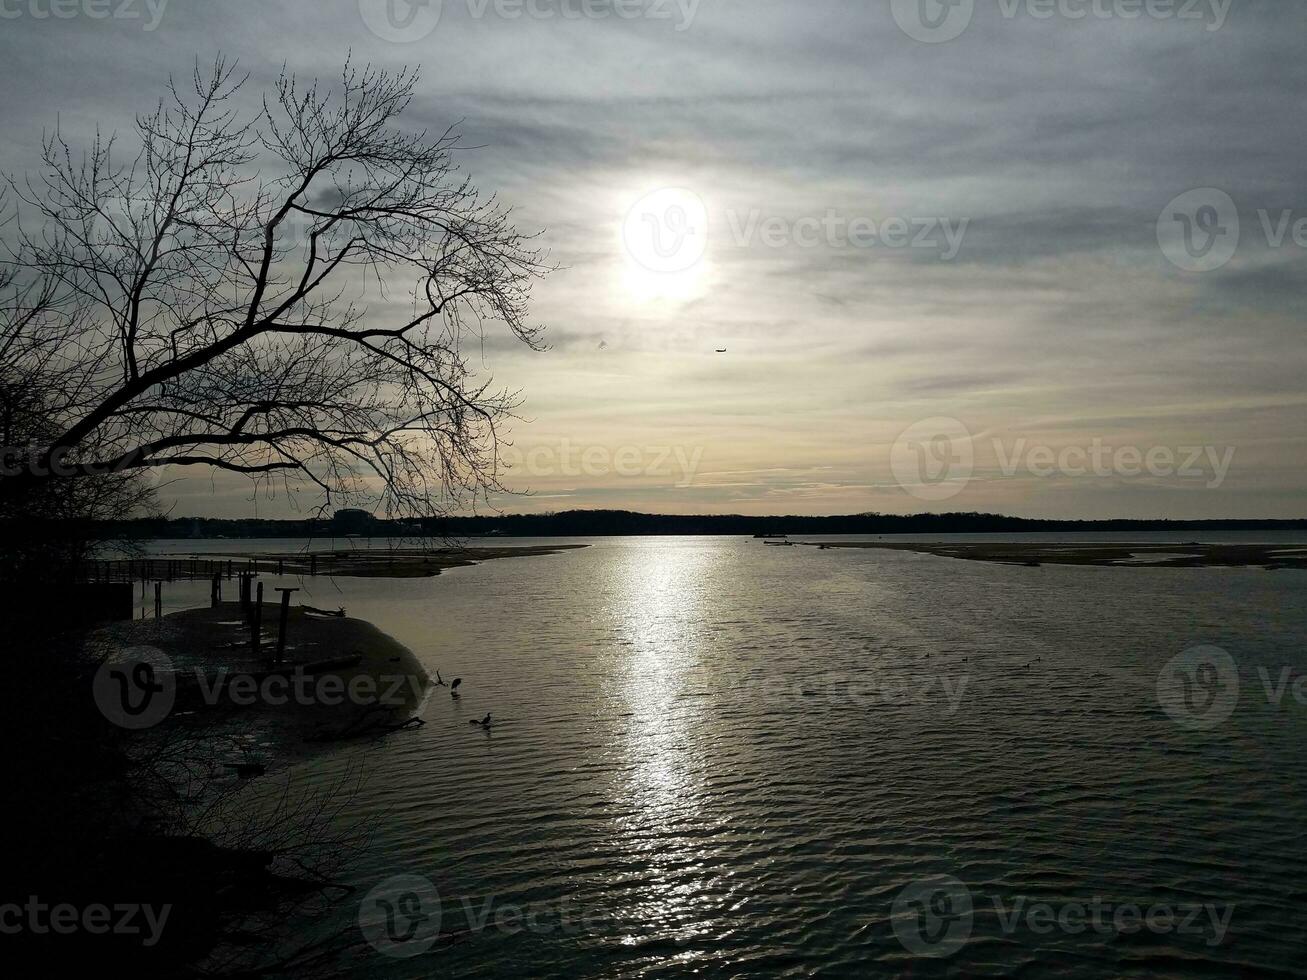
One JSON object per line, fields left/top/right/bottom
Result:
{"left": 806, "top": 541, "right": 1307, "bottom": 570}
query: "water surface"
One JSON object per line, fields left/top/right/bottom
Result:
{"left": 145, "top": 536, "right": 1307, "bottom": 977}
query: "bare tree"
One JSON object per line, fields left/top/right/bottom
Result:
{"left": 1, "top": 56, "right": 551, "bottom": 521}
{"left": 0, "top": 202, "right": 158, "bottom": 577}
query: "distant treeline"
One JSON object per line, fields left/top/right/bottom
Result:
{"left": 90, "top": 510, "right": 1307, "bottom": 539}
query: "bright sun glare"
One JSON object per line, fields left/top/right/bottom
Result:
{"left": 619, "top": 186, "right": 710, "bottom": 303}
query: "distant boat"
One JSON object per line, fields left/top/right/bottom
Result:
{"left": 754, "top": 533, "right": 787, "bottom": 539}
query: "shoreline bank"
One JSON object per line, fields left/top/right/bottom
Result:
{"left": 805, "top": 540, "right": 1307, "bottom": 570}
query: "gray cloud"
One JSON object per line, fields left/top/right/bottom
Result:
{"left": 1, "top": 0, "right": 1303, "bottom": 517}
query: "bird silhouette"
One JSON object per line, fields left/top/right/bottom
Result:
{"left": 450, "top": 677, "right": 462, "bottom": 697}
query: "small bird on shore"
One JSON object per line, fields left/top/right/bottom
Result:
{"left": 469, "top": 713, "right": 491, "bottom": 728}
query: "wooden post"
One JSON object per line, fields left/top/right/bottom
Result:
{"left": 274, "top": 587, "right": 300, "bottom": 664}
{"left": 309, "top": 555, "right": 316, "bottom": 577}
{"left": 154, "top": 581, "right": 162, "bottom": 620}
{"left": 226, "top": 559, "right": 233, "bottom": 581}
{"left": 210, "top": 572, "right": 221, "bottom": 608}
{"left": 252, "top": 581, "right": 264, "bottom": 657}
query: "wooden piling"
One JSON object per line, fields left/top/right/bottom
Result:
{"left": 252, "top": 581, "right": 264, "bottom": 657}
{"left": 273, "top": 587, "right": 299, "bottom": 664}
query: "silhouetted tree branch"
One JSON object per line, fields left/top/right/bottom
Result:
{"left": 2, "top": 55, "right": 551, "bottom": 521}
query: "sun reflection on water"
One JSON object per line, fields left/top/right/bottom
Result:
{"left": 605, "top": 542, "right": 727, "bottom": 945}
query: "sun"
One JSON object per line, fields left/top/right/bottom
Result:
{"left": 618, "top": 187, "right": 710, "bottom": 303}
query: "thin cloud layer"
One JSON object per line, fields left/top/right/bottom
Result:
{"left": 1, "top": 0, "right": 1303, "bottom": 517}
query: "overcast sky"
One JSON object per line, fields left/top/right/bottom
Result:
{"left": 2, "top": 0, "right": 1304, "bottom": 519}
